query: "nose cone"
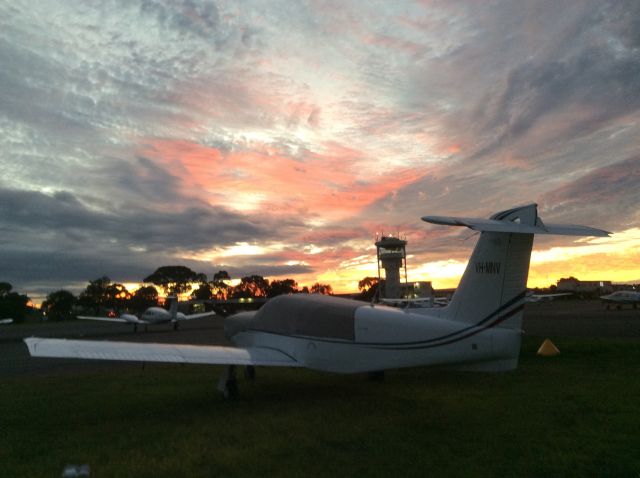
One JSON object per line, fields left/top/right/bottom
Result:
{"left": 224, "top": 311, "right": 258, "bottom": 340}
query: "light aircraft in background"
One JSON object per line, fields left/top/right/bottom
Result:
{"left": 600, "top": 290, "right": 640, "bottom": 309}
{"left": 78, "top": 298, "right": 215, "bottom": 331}
{"left": 380, "top": 297, "right": 448, "bottom": 309}
{"left": 525, "top": 292, "right": 573, "bottom": 302}
{"left": 25, "top": 204, "right": 610, "bottom": 399}
{"left": 0, "top": 318, "right": 13, "bottom": 325}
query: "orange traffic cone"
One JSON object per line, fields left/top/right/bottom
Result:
{"left": 537, "top": 339, "right": 560, "bottom": 356}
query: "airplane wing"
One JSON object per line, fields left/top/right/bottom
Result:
{"left": 24, "top": 337, "right": 300, "bottom": 367}
{"left": 180, "top": 311, "right": 217, "bottom": 320}
{"left": 77, "top": 316, "right": 146, "bottom": 324}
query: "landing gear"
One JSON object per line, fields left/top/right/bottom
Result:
{"left": 244, "top": 365, "right": 256, "bottom": 381}
{"left": 217, "top": 365, "right": 239, "bottom": 400}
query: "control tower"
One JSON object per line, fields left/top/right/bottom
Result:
{"left": 375, "top": 235, "right": 407, "bottom": 299}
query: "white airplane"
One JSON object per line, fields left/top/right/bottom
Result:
{"left": 600, "top": 290, "right": 640, "bottom": 309}
{"left": 77, "top": 298, "right": 215, "bottom": 331}
{"left": 25, "top": 204, "right": 609, "bottom": 399}
{"left": 380, "top": 297, "right": 448, "bottom": 309}
{"left": 525, "top": 292, "right": 573, "bottom": 302}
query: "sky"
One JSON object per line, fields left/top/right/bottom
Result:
{"left": 1, "top": 0, "right": 639, "bottom": 302}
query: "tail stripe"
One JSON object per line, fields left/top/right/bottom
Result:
{"left": 372, "top": 304, "right": 524, "bottom": 350}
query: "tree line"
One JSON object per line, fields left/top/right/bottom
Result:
{"left": 3, "top": 267, "right": 381, "bottom": 323}
{"left": 37, "top": 266, "right": 336, "bottom": 321}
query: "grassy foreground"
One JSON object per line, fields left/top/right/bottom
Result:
{"left": 2, "top": 337, "right": 640, "bottom": 477}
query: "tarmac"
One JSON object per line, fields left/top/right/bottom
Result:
{"left": 1, "top": 299, "right": 638, "bottom": 378}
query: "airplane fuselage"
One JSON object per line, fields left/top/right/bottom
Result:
{"left": 226, "top": 301, "right": 522, "bottom": 374}
{"left": 140, "top": 307, "right": 188, "bottom": 324}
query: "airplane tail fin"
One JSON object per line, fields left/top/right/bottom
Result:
{"left": 168, "top": 296, "right": 179, "bottom": 320}
{"left": 422, "top": 204, "right": 609, "bottom": 331}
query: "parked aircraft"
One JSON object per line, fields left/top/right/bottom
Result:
{"left": 78, "top": 298, "right": 215, "bottom": 331}
{"left": 25, "top": 204, "right": 609, "bottom": 399}
{"left": 600, "top": 290, "right": 640, "bottom": 309}
{"left": 525, "top": 292, "right": 572, "bottom": 302}
{"left": 380, "top": 297, "right": 449, "bottom": 309}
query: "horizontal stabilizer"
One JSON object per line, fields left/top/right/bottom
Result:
{"left": 181, "top": 311, "right": 217, "bottom": 320}
{"left": 24, "top": 337, "right": 300, "bottom": 367}
{"left": 422, "top": 208, "right": 610, "bottom": 237}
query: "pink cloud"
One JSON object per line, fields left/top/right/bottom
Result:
{"left": 139, "top": 139, "right": 424, "bottom": 220}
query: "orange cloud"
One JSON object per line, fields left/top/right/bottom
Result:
{"left": 139, "top": 138, "right": 423, "bottom": 220}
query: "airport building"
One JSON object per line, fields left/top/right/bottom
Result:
{"left": 557, "top": 277, "right": 613, "bottom": 294}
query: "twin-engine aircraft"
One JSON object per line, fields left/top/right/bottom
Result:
{"left": 25, "top": 204, "right": 609, "bottom": 399}
{"left": 78, "top": 298, "right": 215, "bottom": 331}
{"left": 600, "top": 290, "right": 640, "bottom": 309}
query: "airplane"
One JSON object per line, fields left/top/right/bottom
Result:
{"left": 525, "top": 292, "right": 573, "bottom": 302}
{"left": 600, "top": 290, "right": 640, "bottom": 309}
{"left": 77, "top": 298, "right": 216, "bottom": 331}
{"left": 25, "top": 204, "right": 610, "bottom": 399}
{"left": 380, "top": 297, "right": 448, "bottom": 309}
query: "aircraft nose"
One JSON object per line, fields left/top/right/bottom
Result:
{"left": 224, "top": 311, "right": 258, "bottom": 340}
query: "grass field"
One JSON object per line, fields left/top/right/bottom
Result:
{"left": 2, "top": 337, "right": 640, "bottom": 477}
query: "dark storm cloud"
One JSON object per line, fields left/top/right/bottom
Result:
{"left": 479, "top": 47, "right": 640, "bottom": 157}
{"left": 0, "top": 249, "right": 156, "bottom": 285}
{"left": 0, "top": 182, "right": 310, "bottom": 293}
{"left": 538, "top": 155, "right": 640, "bottom": 230}
{"left": 0, "top": 185, "right": 278, "bottom": 253}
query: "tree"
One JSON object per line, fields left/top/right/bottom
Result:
{"left": 0, "top": 282, "right": 12, "bottom": 296}
{"left": 267, "top": 279, "right": 299, "bottom": 297}
{"left": 213, "top": 270, "right": 231, "bottom": 281}
{"left": 42, "top": 290, "right": 76, "bottom": 321}
{"left": 357, "top": 276, "right": 379, "bottom": 301}
{"left": 130, "top": 285, "right": 158, "bottom": 311}
{"left": 143, "top": 266, "right": 205, "bottom": 296}
{"left": 0, "top": 282, "right": 30, "bottom": 323}
{"left": 210, "top": 280, "right": 231, "bottom": 301}
{"left": 78, "top": 276, "right": 111, "bottom": 313}
{"left": 310, "top": 282, "right": 333, "bottom": 295}
{"left": 104, "top": 283, "right": 130, "bottom": 311}
{"left": 191, "top": 282, "right": 213, "bottom": 300}
{"left": 232, "top": 275, "right": 270, "bottom": 298}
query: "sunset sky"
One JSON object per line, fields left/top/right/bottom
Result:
{"left": 1, "top": 0, "right": 639, "bottom": 301}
